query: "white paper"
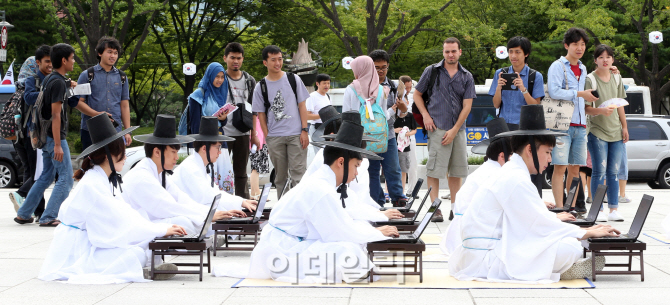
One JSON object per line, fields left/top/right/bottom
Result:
{"left": 365, "top": 98, "right": 375, "bottom": 121}
{"left": 72, "top": 83, "right": 91, "bottom": 96}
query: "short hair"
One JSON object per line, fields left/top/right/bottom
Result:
{"left": 507, "top": 36, "right": 532, "bottom": 56}
{"left": 50, "top": 43, "right": 75, "bottom": 69}
{"left": 323, "top": 146, "right": 362, "bottom": 165}
{"left": 262, "top": 45, "right": 282, "bottom": 61}
{"left": 443, "top": 37, "right": 461, "bottom": 49}
{"left": 563, "top": 27, "right": 589, "bottom": 46}
{"left": 323, "top": 119, "right": 342, "bottom": 136}
{"left": 144, "top": 143, "right": 182, "bottom": 158}
{"left": 485, "top": 138, "right": 512, "bottom": 161}
{"left": 35, "top": 45, "right": 51, "bottom": 62}
{"left": 316, "top": 74, "right": 331, "bottom": 83}
{"left": 399, "top": 75, "right": 412, "bottom": 84}
{"left": 193, "top": 141, "right": 221, "bottom": 152}
{"left": 368, "top": 49, "right": 390, "bottom": 64}
{"left": 95, "top": 36, "right": 122, "bottom": 61}
{"left": 510, "top": 135, "right": 556, "bottom": 155}
{"left": 224, "top": 42, "right": 245, "bottom": 57}
{"left": 593, "top": 44, "right": 615, "bottom": 59}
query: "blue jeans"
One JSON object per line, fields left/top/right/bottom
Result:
{"left": 587, "top": 133, "right": 624, "bottom": 210}
{"left": 17, "top": 137, "right": 74, "bottom": 223}
{"left": 619, "top": 143, "right": 628, "bottom": 180}
{"left": 368, "top": 138, "right": 405, "bottom": 206}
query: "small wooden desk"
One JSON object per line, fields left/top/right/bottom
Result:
{"left": 212, "top": 222, "right": 262, "bottom": 254}
{"left": 585, "top": 240, "right": 646, "bottom": 281}
{"left": 367, "top": 240, "right": 426, "bottom": 282}
{"left": 148, "top": 238, "right": 212, "bottom": 281}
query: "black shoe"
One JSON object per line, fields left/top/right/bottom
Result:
{"left": 392, "top": 198, "right": 407, "bottom": 207}
{"left": 432, "top": 209, "right": 444, "bottom": 222}
{"left": 448, "top": 210, "right": 454, "bottom": 221}
{"left": 574, "top": 201, "right": 587, "bottom": 213}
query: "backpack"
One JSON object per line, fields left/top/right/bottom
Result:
{"left": 352, "top": 84, "right": 388, "bottom": 153}
{"left": 228, "top": 71, "right": 255, "bottom": 133}
{"left": 30, "top": 74, "right": 61, "bottom": 149}
{"left": 87, "top": 66, "right": 127, "bottom": 84}
{"left": 412, "top": 64, "right": 440, "bottom": 128}
{"left": 259, "top": 72, "right": 298, "bottom": 119}
{"left": 586, "top": 72, "right": 621, "bottom": 91}
{"left": 497, "top": 66, "right": 537, "bottom": 117}
{"left": 0, "top": 87, "right": 25, "bottom": 140}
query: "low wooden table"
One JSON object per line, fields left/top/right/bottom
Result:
{"left": 585, "top": 240, "right": 646, "bottom": 281}
{"left": 149, "top": 238, "right": 212, "bottom": 281}
{"left": 367, "top": 240, "right": 426, "bottom": 283}
{"left": 242, "top": 208, "right": 271, "bottom": 220}
{"left": 212, "top": 222, "right": 262, "bottom": 254}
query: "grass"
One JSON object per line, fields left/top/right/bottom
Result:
{"left": 468, "top": 155, "right": 485, "bottom": 165}
{"left": 421, "top": 158, "right": 428, "bottom": 165}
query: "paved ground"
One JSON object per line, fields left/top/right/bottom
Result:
{"left": 1, "top": 183, "right": 669, "bottom": 305}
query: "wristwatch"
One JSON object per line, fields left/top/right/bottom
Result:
{"left": 301, "top": 127, "right": 309, "bottom": 133}
{"left": 521, "top": 89, "right": 529, "bottom": 95}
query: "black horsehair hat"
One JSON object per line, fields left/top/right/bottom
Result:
{"left": 312, "top": 120, "right": 383, "bottom": 161}
{"left": 189, "top": 116, "right": 235, "bottom": 142}
{"left": 310, "top": 105, "right": 341, "bottom": 142}
{"left": 77, "top": 113, "right": 138, "bottom": 160}
{"left": 319, "top": 110, "right": 380, "bottom": 142}
{"left": 471, "top": 118, "right": 510, "bottom": 155}
{"left": 493, "top": 105, "right": 567, "bottom": 139}
{"left": 134, "top": 114, "right": 195, "bottom": 145}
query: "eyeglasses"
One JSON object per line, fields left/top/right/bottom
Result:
{"left": 375, "top": 67, "right": 388, "bottom": 72}
{"left": 212, "top": 145, "right": 222, "bottom": 151}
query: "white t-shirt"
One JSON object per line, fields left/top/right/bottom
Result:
{"left": 306, "top": 91, "right": 331, "bottom": 124}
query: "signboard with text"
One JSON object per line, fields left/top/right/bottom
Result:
{"left": 466, "top": 127, "right": 489, "bottom": 145}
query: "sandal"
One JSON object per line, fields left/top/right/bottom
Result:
{"left": 39, "top": 219, "right": 61, "bottom": 227}
{"left": 14, "top": 216, "right": 34, "bottom": 224}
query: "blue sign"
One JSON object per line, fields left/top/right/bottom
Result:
{"left": 466, "top": 127, "right": 489, "bottom": 145}
{"left": 415, "top": 127, "right": 428, "bottom": 146}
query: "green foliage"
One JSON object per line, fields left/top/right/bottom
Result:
{"left": 3, "top": 0, "right": 58, "bottom": 67}
{"left": 421, "top": 157, "right": 427, "bottom": 165}
{"left": 468, "top": 155, "right": 485, "bottom": 165}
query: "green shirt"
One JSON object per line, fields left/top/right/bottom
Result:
{"left": 585, "top": 71, "right": 627, "bottom": 142}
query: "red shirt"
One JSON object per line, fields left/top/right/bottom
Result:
{"left": 569, "top": 64, "right": 586, "bottom": 128}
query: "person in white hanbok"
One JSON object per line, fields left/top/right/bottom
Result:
{"left": 449, "top": 105, "right": 620, "bottom": 283}
{"left": 218, "top": 120, "right": 399, "bottom": 283}
{"left": 39, "top": 114, "right": 187, "bottom": 284}
{"left": 123, "top": 115, "right": 230, "bottom": 234}
{"left": 309, "top": 108, "right": 403, "bottom": 222}
{"left": 172, "top": 116, "right": 257, "bottom": 214}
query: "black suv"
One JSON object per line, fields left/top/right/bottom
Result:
{"left": 0, "top": 85, "right": 25, "bottom": 188}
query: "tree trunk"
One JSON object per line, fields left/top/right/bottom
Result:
{"left": 183, "top": 75, "right": 196, "bottom": 109}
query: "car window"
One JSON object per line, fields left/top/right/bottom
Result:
{"left": 624, "top": 92, "right": 644, "bottom": 114}
{"left": 627, "top": 120, "right": 668, "bottom": 140}
{"left": 467, "top": 94, "right": 496, "bottom": 126}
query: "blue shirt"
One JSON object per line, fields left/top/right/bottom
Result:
{"left": 488, "top": 65, "right": 545, "bottom": 125}
{"left": 23, "top": 70, "right": 46, "bottom": 106}
{"left": 76, "top": 64, "right": 130, "bottom": 131}
{"left": 547, "top": 56, "right": 587, "bottom": 126}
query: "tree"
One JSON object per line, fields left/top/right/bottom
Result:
{"left": 36, "top": 0, "right": 168, "bottom": 70}
{"left": 289, "top": 0, "right": 456, "bottom": 56}
{"left": 4, "top": 0, "right": 58, "bottom": 69}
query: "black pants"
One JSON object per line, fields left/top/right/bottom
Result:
{"left": 13, "top": 133, "right": 45, "bottom": 217}
{"left": 228, "top": 135, "right": 250, "bottom": 199}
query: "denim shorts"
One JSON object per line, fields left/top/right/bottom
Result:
{"left": 551, "top": 126, "right": 587, "bottom": 166}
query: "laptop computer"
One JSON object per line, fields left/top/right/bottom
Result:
{"left": 372, "top": 198, "right": 442, "bottom": 244}
{"left": 154, "top": 194, "right": 221, "bottom": 242}
{"left": 549, "top": 177, "right": 580, "bottom": 213}
{"left": 280, "top": 177, "right": 292, "bottom": 198}
{"left": 373, "top": 187, "right": 432, "bottom": 225}
{"left": 217, "top": 183, "right": 271, "bottom": 224}
{"left": 589, "top": 194, "right": 654, "bottom": 242}
{"left": 566, "top": 184, "right": 606, "bottom": 226}
{"left": 394, "top": 178, "right": 424, "bottom": 213}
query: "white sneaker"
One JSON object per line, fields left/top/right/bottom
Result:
{"left": 596, "top": 211, "right": 608, "bottom": 222}
{"left": 441, "top": 193, "right": 451, "bottom": 200}
{"left": 619, "top": 196, "right": 632, "bottom": 203}
{"left": 608, "top": 210, "right": 625, "bottom": 222}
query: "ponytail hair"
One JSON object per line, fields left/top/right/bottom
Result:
{"left": 73, "top": 138, "right": 126, "bottom": 181}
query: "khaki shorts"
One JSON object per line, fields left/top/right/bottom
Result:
{"left": 426, "top": 129, "right": 468, "bottom": 178}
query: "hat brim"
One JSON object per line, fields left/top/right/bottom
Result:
{"left": 76, "top": 126, "right": 139, "bottom": 160}
{"left": 133, "top": 134, "right": 195, "bottom": 145}
{"left": 494, "top": 129, "right": 568, "bottom": 139}
{"left": 310, "top": 141, "right": 383, "bottom": 161}
{"left": 470, "top": 139, "right": 491, "bottom": 155}
{"left": 320, "top": 134, "right": 380, "bottom": 142}
{"left": 188, "top": 134, "right": 235, "bottom": 142}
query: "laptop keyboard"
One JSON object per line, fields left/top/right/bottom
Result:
{"left": 169, "top": 233, "right": 197, "bottom": 239}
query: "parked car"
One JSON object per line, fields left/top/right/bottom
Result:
{"left": 0, "top": 85, "right": 24, "bottom": 188}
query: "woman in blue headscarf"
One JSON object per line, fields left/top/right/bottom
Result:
{"left": 185, "top": 62, "right": 231, "bottom": 147}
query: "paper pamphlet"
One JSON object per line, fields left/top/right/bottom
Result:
{"left": 71, "top": 83, "right": 91, "bottom": 96}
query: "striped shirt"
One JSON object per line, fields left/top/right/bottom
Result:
{"left": 415, "top": 61, "right": 476, "bottom": 131}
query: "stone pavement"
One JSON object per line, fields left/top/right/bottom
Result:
{"left": 1, "top": 184, "right": 670, "bottom": 305}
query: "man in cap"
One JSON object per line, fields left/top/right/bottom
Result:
{"left": 242, "top": 119, "right": 398, "bottom": 283}
{"left": 449, "top": 105, "right": 620, "bottom": 283}
{"left": 122, "top": 115, "right": 230, "bottom": 234}
{"left": 172, "top": 116, "right": 258, "bottom": 213}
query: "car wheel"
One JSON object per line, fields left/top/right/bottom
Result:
{"left": 647, "top": 180, "right": 662, "bottom": 189}
{"left": 542, "top": 165, "right": 553, "bottom": 189}
{"left": 657, "top": 163, "right": 670, "bottom": 189}
{"left": 0, "top": 161, "right": 17, "bottom": 188}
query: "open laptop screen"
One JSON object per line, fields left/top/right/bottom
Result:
{"left": 254, "top": 183, "right": 272, "bottom": 219}
{"left": 411, "top": 187, "right": 432, "bottom": 221}
{"left": 586, "top": 184, "right": 607, "bottom": 220}
{"left": 410, "top": 178, "right": 424, "bottom": 198}
{"left": 411, "top": 199, "right": 441, "bottom": 239}
{"left": 562, "top": 177, "right": 580, "bottom": 211}
{"left": 627, "top": 195, "right": 654, "bottom": 238}
{"left": 195, "top": 194, "right": 221, "bottom": 239}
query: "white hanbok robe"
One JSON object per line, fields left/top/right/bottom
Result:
{"left": 440, "top": 160, "right": 501, "bottom": 255}
{"left": 39, "top": 166, "right": 171, "bottom": 284}
{"left": 122, "top": 158, "right": 209, "bottom": 234}
{"left": 305, "top": 149, "right": 386, "bottom": 222}
{"left": 448, "top": 154, "right": 586, "bottom": 283}
{"left": 171, "top": 153, "right": 244, "bottom": 211}
{"left": 246, "top": 164, "right": 388, "bottom": 283}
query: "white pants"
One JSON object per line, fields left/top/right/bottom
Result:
{"left": 552, "top": 237, "right": 583, "bottom": 274}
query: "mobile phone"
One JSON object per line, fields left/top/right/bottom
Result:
{"left": 591, "top": 90, "right": 599, "bottom": 98}
{"left": 501, "top": 73, "right": 518, "bottom": 91}
{"left": 108, "top": 114, "right": 119, "bottom": 128}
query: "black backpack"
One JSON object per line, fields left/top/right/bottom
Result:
{"left": 227, "top": 71, "right": 256, "bottom": 133}
{"left": 87, "top": 66, "right": 127, "bottom": 84}
{"left": 0, "top": 87, "right": 25, "bottom": 140}
{"left": 259, "top": 72, "right": 298, "bottom": 119}
{"left": 497, "top": 66, "right": 537, "bottom": 117}
{"left": 412, "top": 64, "right": 440, "bottom": 128}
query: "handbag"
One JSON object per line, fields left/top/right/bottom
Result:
{"left": 228, "top": 73, "right": 254, "bottom": 133}
{"left": 541, "top": 61, "right": 575, "bottom": 131}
